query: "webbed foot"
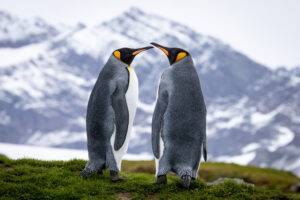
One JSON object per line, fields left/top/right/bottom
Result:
{"left": 80, "top": 169, "right": 93, "bottom": 178}
{"left": 110, "top": 170, "right": 123, "bottom": 182}
{"left": 156, "top": 174, "right": 167, "bottom": 185}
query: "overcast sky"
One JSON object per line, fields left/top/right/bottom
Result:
{"left": 1, "top": 0, "right": 299, "bottom": 68}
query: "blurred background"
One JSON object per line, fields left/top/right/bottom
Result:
{"left": 0, "top": 0, "right": 299, "bottom": 176}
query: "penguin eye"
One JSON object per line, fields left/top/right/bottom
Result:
{"left": 113, "top": 50, "right": 121, "bottom": 60}
{"left": 175, "top": 52, "right": 187, "bottom": 62}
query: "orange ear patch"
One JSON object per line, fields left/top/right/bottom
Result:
{"left": 175, "top": 52, "right": 187, "bottom": 62}
{"left": 113, "top": 50, "right": 121, "bottom": 59}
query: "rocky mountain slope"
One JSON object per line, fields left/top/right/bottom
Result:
{"left": 0, "top": 8, "right": 299, "bottom": 175}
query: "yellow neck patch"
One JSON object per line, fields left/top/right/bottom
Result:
{"left": 113, "top": 50, "right": 121, "bottom": 60}
{"left": 127, "top": 65, "right": 133, "bottom": 73}
{"left": 175, "top": 52, "right": 187, "bottom": 62}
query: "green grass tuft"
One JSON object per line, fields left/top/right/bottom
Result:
{"left": 0, "top": 155, "right": 299, "bottom": 199}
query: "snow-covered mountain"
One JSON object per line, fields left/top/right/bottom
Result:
{"left": 0, "top": 8, "right": 299, "bottom": 175}
{"left": 0, "top": 10, "right": 59, "bottom": 47}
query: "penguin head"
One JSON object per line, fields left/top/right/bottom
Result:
{"left": 113, "top": 46, "right": 153, "bottom": 65}
{"left": 151, "top": 42, "right": 189, "bottom": 65}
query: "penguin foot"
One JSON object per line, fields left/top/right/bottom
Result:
{"left": 110, "top": 170, "right": 123, "bottom": 182}
{"left": 156, "top": 175, "right": 167, "bottom": 185}
{"left": 181, "top": 175, "right": 192, "bottom": 189}
{"left": 80, "top": 169, "right": 93, "bottom": 178}
{"left": 97, "top": 169, "right": 103, "bottom": 176}
{"left": 80, "top": 168, "right": 104, "bottom": 178}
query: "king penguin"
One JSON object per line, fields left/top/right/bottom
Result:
{"left": 81, "top": 46, "right": 153, "bottom": 181}
{"left": 151, "top": 42, "right": 207, "bottom": 188}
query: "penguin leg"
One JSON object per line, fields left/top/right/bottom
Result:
{"left": 156, "top": 174, "right": 167, "bottom": 185}
{"left": 109, "top": 170, "right": 123, "bottom": 182}
{"left": 106, "top": 145, "right": 123, "bottom": 182}
{"left": 81, "top": 128, "right": 107, "bottom": 178}
{"left": 97, "top": 168, "right": 104, "bottom": 176}
{"left": 80, "top": 160, "right": 105, "bottom": 178}
{"left": 155, "top": 157, "right": 170, "bottom": 185}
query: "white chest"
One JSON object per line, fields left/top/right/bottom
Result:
{"left": 125, "top": 67, "right": 139, "bottom": 113}
{"left": 110, "top": 67, "right": 138, "bottom": 170}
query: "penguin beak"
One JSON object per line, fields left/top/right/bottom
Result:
{"left": 132, "top": 46, "right": 153, "bottom": 56}
{"left": 150, "top": 42, "right": 169, "bottom": 56}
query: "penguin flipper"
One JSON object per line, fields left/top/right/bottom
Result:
{"left": 112, "top": 86, "right": 129, "bottom": 151}
{"left": 152, "top": 83, "right": 168, "bottom": 159}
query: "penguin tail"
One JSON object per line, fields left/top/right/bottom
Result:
{"left": 203, "top": 133, "right": 207, "bottom": 162}
{"left": 181, "top": 174, "right": 192, "bottom": 189}
{"left": 203, "top": 145, "right": 207, "bottom": 162}
{"left": 177, "top": 168, "right": 193, "bottom": 189}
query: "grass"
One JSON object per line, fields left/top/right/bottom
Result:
{"left": 0, "top": 155, "right": 299, "bottom": 199}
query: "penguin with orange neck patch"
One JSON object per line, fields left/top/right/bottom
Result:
{"left": 81, "top": 46, "right": 152, "bottom": 181}
{"left": 151, "top": 42, "right": 207, "bottom": 188}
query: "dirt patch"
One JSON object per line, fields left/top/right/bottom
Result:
{"left": 146, "top": 194, "right": 158, "bottom": 200}
{"left": 117, "top": 193, "right": 131, "bottom": 200}
{"left": 134, "top": 166, "right": 155, "bottom": 174}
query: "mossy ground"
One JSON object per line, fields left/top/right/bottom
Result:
{"left": 0, "top": 155, "right": 299, "bottom": 199}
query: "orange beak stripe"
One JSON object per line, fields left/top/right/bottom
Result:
{"left": 157, "top": 47, "right": 169, "bottom": 56}
{"left": 132, "top": 49, "right": 146, "bottom": 56}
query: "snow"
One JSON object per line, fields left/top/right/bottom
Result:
{"left": 196, "top": 49, "right": 216, "bottom": 73}
{"left": 0, "top": 11, "right": 56, "bottom": 45}
{"left": 0, "top": 42, "right": 46, "bottom": 67}
{"left": 208, "top": 98, "right": 248, "bottom": 121}
{"left": 138, "top": 100, "right": 155, "bottom": 113}
{"left": 215, "top": 116, "right": 244, "bottom": 129}
{"left": 242, "top": 143, "right": 260, "bottom": 153}
{"left": 71, "top": 117, "right": 86, "bottom": 127}
{"left": 107, "top": 7, "right": 216, "bottom": 53}
{"left": 206, "top": 98, "right": 248, "bottom": 135}
{"left": 215, "top": 152, "right": 256, "bottom": 165}
{"left": 27, "top": 131, "right": 86, "bottom": 146}
{"left": 66, "top": 25, "right": 138, "bottom": 59}
{"left": 0, "top": 57, "right": 90, "bottom": 111}
{"left": 133, "top": 125, "right": 151, "bottom": 135}
{"left": 251, "top": 110, "right": 278, "bottom": 130}
{"left": 114, "top": 9, "right": 171, "bottom": 42}
{"left": 1, "top": 64, "right": 48, "bottom": 99}
{"left": 289, "top": 75, "right": 300, "bottom": 86}
{"left": 267, "top": 126, "right": 295, "bottom": 152}
{"left": 0, "top": 143, "right": 153, "bottom": 161}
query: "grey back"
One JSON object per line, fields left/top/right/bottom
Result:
{"left": 152, "top": 56, "right": 207, "bottom": 171}
{"left": 86, "top": 55, "right": 129, "bottom": 166}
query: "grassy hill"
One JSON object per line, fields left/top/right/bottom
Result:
{"left": 0, "top": 155, "right": 299, "bottom": 199}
